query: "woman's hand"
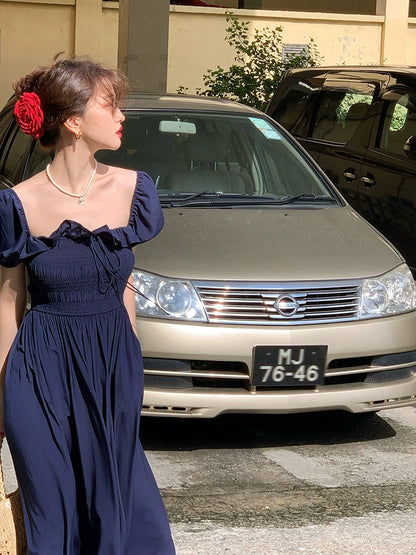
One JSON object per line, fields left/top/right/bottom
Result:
{"left": 0, "top": 263, "right": 27, "bottom": 441}
{"left": 0, "top": 407, "right": 4, "bottom": 439}
{"left": 124, "top": 267, "right": 139, "bottom": 338}
{"left": 0, "top": 375, "right": 5, "bottom": 438}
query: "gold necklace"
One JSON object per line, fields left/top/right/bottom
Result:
{"left": 45, "top": 160, "right": 98, "bottom": 205}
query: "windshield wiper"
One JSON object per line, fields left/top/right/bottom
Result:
{"left": 159, "top": 191, "right": 337, "bottom": 207}
{"left": 159, "top": 191, "right": 222, "bottom": 207}
{"left": 276, "top": 193, "right": 337, "bottom": 204}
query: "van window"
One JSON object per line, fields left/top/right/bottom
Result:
{"left": 312, "top": 90, "right": 373, "bottom": 143}
{"left": 2, "top": 127, "right": 33, "bottom": 184}
{"left": 26, "top": 141, "right": 53, "bottom": 177}
{"left": 0, "top": 107, "right": 16, "bottom": 175}
{"left": 269, "top": 81, "right": 319, "bottom": 137}
{"left": 380, "top": 92, "right": 416, "bottom": 157}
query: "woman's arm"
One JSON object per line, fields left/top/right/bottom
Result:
{"left": 124, "top": 271, "right": 138, "bottom": 338}
{"left": 0, "top": 264, "right": 27, "bottom": 436}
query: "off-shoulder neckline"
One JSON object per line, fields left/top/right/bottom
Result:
{"left": 7, "top": 171, "right": 143, "bottom": 240}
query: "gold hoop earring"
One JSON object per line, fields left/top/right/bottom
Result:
{"left": 75, "top": 131, "right": 82, "bottom": 140}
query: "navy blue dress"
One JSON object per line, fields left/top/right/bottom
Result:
{"left": 0, "top": 172, "right": 175, "bottom": 555}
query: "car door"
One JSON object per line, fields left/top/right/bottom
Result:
{"left": 268, "top": 70, "right": 389, "bottom": 208}
{"left": 356, "top": 86, "right": 416, "bottom": 273}
{"left": 299, "top": 73, "right": 390, "bottom": 209}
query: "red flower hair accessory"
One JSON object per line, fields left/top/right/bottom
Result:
{"left": 14, "top": 92, "right": 44, "bottom": 139}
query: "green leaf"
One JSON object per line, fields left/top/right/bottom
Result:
{"left": 179, "top": 11, "right": 322, "bottom": 110}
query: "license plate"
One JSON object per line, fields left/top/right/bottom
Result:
{"left": 253, "top": 345, "right": 327, "bottom": 387}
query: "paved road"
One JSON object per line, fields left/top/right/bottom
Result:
{"left": 141, "top": 407, "right": 416, "bottom": 554}
{"left": 3, "top": 406, "right": 416, "bottom": 554}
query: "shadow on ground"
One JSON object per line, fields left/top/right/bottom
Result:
{"left": 140, "top": 410, "right": 396, "bottom": 451}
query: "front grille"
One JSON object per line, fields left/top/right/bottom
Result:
{"left": 143, "top": 358, "right": 250, "bottom": 390}
{"left": 194, "top": 280, "right": 361, "bottom": 325}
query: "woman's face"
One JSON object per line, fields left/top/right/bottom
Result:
{"left": 78, "top": 87, "right": 125, "bottom": 151}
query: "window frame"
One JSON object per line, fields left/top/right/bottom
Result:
{"left": 376, "top": 87, "right": 416, "bottom": 160}
{"left": 306, "top": 78, "right": 380, "bottom": 145}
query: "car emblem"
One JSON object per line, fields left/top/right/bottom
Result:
{"left": 274, "top": 295, "right": 300, "bottom": 317}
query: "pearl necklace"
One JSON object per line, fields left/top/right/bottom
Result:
{"left": 45, "top": 160, "right": 98, "bottom": 205}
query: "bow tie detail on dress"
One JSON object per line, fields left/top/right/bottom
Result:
{"left": 90, "top": 235, "right": 122, "bottom": 294}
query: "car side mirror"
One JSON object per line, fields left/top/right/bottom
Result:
{"left": 404, "top": 135, "right": 416, "bottom": 158}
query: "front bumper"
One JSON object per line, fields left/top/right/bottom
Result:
{"left": 137, "top": 311, "right": 416, "bottom": 418}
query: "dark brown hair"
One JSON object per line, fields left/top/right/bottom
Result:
{"left": 14, "top": 56, "right": 129, "bottom": 148}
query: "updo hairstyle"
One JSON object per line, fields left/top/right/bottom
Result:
{"left": 13, "top": 56, "right": 129, "bottom": 148}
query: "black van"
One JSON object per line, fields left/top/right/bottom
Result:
{"left": 267, "top": 67, "right": 416, "bottom": 273}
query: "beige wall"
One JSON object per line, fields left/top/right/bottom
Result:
{"left": 0, "top": 0, "right": 119, "bottom": 106}
{"left": 0, "top": 0, "right": 74, "bottom": 102}
{"left": 0, "top": 0, "right": 413, "bottom": 106}
{"left": 168, "top": 8, "right": 237, "bottom": 95}
{"left": 168, "top": 7, "right": 384, "bottom": 94}
{"left": 407, "top": 18, "right": 416, "bottom": 63}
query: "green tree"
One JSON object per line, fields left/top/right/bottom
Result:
{"left": 189, "top": 11, "right": 321, "bottom": 111}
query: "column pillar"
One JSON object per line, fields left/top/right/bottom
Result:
{"left": 118, "top": 0, "right": 170, "bottom": 93}
{"left": 74, "top": 0, "right": 103, "bottom": 60}
{"left": 377, "top": 0, "right": 409, "bottom": 65}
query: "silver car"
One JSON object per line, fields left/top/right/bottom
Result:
{"left": 1, "top": 93, "right": 416, "bottom": 418}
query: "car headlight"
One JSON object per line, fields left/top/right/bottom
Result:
{"left": 132, "top": 269, "right": 207, "bottom": 321}
{"left": 359, "top": 264, "right": 416, "bottom": 319}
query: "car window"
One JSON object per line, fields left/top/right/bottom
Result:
{"left": 0, "top": 107, "right": 16, "bottom": 173}
{"left": 2, "top": 126, "right": 33, "bottom": 184}
{"left": 25, "top": 141, "right": 53, "bottom": 178}
{"left": 379, "top": 92, "right": 416, "bottom": 157}
{"left": 311, "top": 89, "right": 374, "bottom": 143}
{"left": 97, "top": 111, "right": 333, "bottom": 199}
{"left": 268, "top": 81, "right": 319, "bottom": 137}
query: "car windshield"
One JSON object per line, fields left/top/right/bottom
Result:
{"left": 97, "top": 111, "right": 337, "bottom": 205}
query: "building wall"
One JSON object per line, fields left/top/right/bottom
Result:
{"left": 0, "top": 0, "right": 119, "bottom": 105}
{"left": 407, "top": 18, "right": 416, "bottom": 58}
{"left": 168, "top": 7, "right": 384, "bottom": 94}
{"left": 0, "top": 0, "right": 413, "bottom": 106}
{"left": 0, "top": 0, "right": 74, "bottom": 102}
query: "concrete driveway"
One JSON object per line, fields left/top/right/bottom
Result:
{"left": 141, "top": 407, "right": 416, "bottom": 554}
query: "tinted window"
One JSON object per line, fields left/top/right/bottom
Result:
{"left": 380, "top": 92, "right": 416, "bottom": 157}
{"left": 2, "top": 127, "right": 32, "bottom": 184}
{"left": 26, "top": 141, "right": 53, "bottom": 177}
{"left": 0, "top": 106, "right": 17, "bottom": 177}
{"left": 312, "top": 90, "right": 374, "bottom": 143}
{"left": 269, "top": 84, "right": 318, "bottom": 137}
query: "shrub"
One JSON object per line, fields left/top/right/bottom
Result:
{"left": 183, "top": 11, "right": 321, "bottom": 111}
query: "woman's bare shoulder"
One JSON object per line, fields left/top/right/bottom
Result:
{"left": 102, "top": 164, "right": 137, "bottom": 180}
{"left": 12, "top": 171, "right": 49, "bottom": 201}
{"left": 99, "top": 164, "right": 138, "bottom": 194}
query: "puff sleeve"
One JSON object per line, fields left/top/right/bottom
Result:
{"left": 128, "top": 172, "right": 164, "bottom": 244}
{"left": 0, "top": 189, "right": 27, "bottom": 267}
{"left": 107, "top": 172, "right": 164, "bottom": 248}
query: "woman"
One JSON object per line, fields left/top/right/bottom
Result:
{"left": 0, "top": 57, "right": 175, "bottom": 554}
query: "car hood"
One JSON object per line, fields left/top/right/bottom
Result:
{"left": 134, "top": 206, "right": 403, "bottom": 281}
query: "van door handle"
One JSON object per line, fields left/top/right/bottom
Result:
{"left": 361, "top": 176, "right": 376, "bottom": 187}
{"left": 343, "top": 171, "right": 357, "bottom": 180}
